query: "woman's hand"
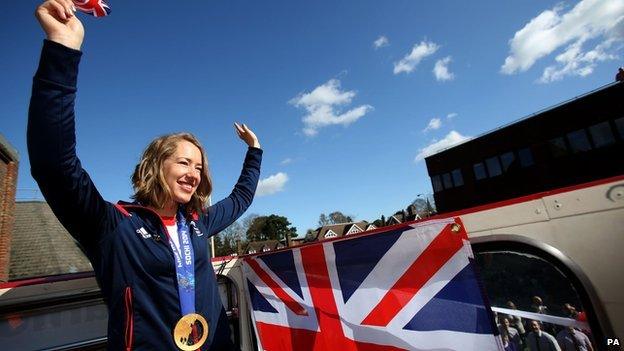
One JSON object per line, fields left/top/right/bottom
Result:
{"left": 234, "top": 123, "right": 261, "bottom": 149}
{"left": 36, "top": 0, "right": 84, "bottom": 50}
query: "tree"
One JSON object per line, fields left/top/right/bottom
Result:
{"left": 304, "top": 228, "right": 317, "bottom": 242}
{"left": 317, "top": 211, "right": 354, "bottom": 227}
{"left": 246, "top": 214, "right": 297, "bottom": 241}
{"left": 411, "top": 195, "right": 436, "bottom": 217}
{"left": 215, "top": 221, "right": 244, "bottom": 256}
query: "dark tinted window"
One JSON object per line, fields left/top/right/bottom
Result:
{"left": 566, "top": 129, "right": 592, "bottom": 153}
{"left": 615, "top": 117, "right": 624, "bottom": 139}
{"left": 432, "top": 175, "right": 443, "bottom": 193}
{"left": 451, "top": 169, "right": 464, "bottom": 187}
{"left": 474, "top": 162, "right": 487, "bottom": 180}
{"left": 588, "top": 121, "right": 615, "bottom": 148}
{"left": 442, "top": 172, "right": 453, "bottom": 189}
{"left": 500, "top": 151, "right": 515, "bottom": 172}
{"left": 549, "top": 136, "right": 568, "bottom": 157}
{"left": 486, "top": 156, "right": 502, "bottom": 177}
{"left": 518, "top": 147, "right": 534, "bottom": 167}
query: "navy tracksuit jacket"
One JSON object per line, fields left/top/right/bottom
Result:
{"left": 28, "top": 40, "right": 262, "bottom": 350}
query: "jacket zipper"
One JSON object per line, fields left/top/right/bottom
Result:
{"left": 124, "top": 286, "right": 134, "bottom": 351}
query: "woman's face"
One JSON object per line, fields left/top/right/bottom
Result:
{"left": 162, "top": 140, "right": 203, "bottom": 207}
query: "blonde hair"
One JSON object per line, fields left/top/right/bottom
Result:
{"left": 131, "top": 133, "right": 212, "bottom": 214}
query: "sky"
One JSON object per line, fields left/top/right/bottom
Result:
{"left": 1, "top": 0, "right": 623, "bottom": 236}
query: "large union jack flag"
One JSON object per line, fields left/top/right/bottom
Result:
{"left": 242, "top": 218, "right": 503, "bottom": 351}
{"left": 73, "top": 0, "right": 111, "bottom": 17}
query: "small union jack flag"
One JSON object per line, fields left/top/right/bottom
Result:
{"left": 73, "top": 0, "right": 111, "bottom": 17}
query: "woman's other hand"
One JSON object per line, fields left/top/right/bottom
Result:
{"left": 234, "top": 123, "right": 260, "bottom": 149}
{"left": 36, "top": 0, "right": 84, "bottom": 50}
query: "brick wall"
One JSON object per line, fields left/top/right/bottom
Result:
{"left": 0, "top": 135, "right": 19, "bottom": 282}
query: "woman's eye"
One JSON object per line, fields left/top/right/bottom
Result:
{"left": 178, "top": 161, "right": 189, "bottom": 166}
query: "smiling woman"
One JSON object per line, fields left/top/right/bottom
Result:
{"left": 131, "top": 133, "right": 212, "bottom": 218}
{"left": 26, "top": 1, "right": 263, "bottom": 350}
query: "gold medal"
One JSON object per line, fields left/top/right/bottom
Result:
{"left": 173, "top": 313, "right": 209, "bottom": 351}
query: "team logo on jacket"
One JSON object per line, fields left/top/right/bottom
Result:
{"left": 190, "top": 221, "right": 203, "bottom": 237}
{"left": 136, "top": 227, "right": 151, "bottom": 239}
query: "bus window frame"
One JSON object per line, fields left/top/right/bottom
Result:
{"left": 470, "top": 234, "right": 615, "bottom": 346}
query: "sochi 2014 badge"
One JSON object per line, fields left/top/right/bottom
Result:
{"left": 173, "top": 313, "right": 208, "bottom": 351}
{"left": 73, "top": 0, "right": 111, "bottom": 17}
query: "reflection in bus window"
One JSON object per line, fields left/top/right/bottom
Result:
{"left": 431, "top": 175, "right": 443, "bottom": 193}
{"left": 474, "top": 162, "right": 487, "bottom": 180}
{"left": 486, "top": 156, "right": 502, "bottom": 177}
{"left": 566, "top": 129, "right": 592, "bottom": 153}
{"left": 451, "top": 169, "right": 464, "bottom": 187}
{"left": 442, "top": 173, "right": 453, "bottom": 189}
{"left": 517, "top": 147, "right": 534, "bottom": 168}
{"left": 548, "top": 137, "right": 568, "bottom": 158}
{"left": 500, "top": 151, "right": 515, "bottom": 172}
{"left": 588, "top": 121, "right": 615, "bottom": 148}
{"left": 612, "top": 116, "right": 624, "bottom": 139}
{"left": 475, "top": 250, "right": 596, "bottom": 350}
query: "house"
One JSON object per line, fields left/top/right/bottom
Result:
{"left": 311, "top": 221, "right": 376, "bottom": 241}
{"left": 0, "top": 134, "right": 93, "bottom": 282}
{"left": 242, "top": 240, "right": 286, "bottom": 255}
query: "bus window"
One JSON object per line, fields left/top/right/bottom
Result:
{"left": 451, "top": 169, "right": 464, "bottom": 187}
{"left": 485, "top": 156, "right": 502, "bottom": 177}
{"left": 588, "top": 121, "right": 615, "bottom": 148}
{"left": 613, "top": 116, "right": 624, "bottom": 139}
{"left": 566, "top": 129, "right": 592, "bottom": 153}
{"left": 474, "top": 248, "right": 597, "bottom": 350}
{"left": 474, "top": 162, "right": 487, "bottom": 180}
{"left": 517, "top": 147, "right": 534, "bottom": 168}
{"left": 431, "top": 175, "right": 443, "bottom": 193}
{"left": 500, "top": 151, "right": 515, "bottom": 172}
{"left": 548, "top": 136, "right": 568, "bottom": 158}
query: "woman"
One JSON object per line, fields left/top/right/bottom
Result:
{"left": 28, "top": 1, "right": 262, "bottom": 350}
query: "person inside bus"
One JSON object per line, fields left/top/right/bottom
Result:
{"left": 527, "top": 320, "right": 561, "bottom": 351}
{"left": 28, "top": 1, "right": 262, "bottom": 350}
{"left": 506, "top": 301, "right": 527, "bottom": 339}
{"left": 556, "top": 326, "right": 594, "bottom": 351}
{"left": 498, "top": 317, "right": 522, "bottom": 351}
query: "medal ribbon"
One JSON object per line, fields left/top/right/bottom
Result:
{"left": 168, "top": 208, "right": 196, "bottom": 315}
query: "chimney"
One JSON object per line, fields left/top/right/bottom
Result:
{"left": 0, "top": 135, "right": 19, "bottom": 282}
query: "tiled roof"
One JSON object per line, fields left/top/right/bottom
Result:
{"left": 9, "top": 201, "right": 92, "bottom": 280}
{"left": 244, "top": 240, "right": 285, "bottom": 254}
{"left": 314, "top": 221, "right": 370, "bottom": 240}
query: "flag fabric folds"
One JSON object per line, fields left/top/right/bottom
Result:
{"left": 242, "top": 217, "right": 503, "bottom": 351}
{"left": 72, "top": 0, "right": 111, "bottom": 17}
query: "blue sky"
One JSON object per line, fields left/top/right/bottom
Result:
{"left": 1, "top": 0, "right": 623, "bottom": 236}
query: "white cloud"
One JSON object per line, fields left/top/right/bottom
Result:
{"left": 414, "top": 131, "right": 471, "bottom": 162}
{"left": 280, "top": 158, "right": 292, "bottom": 165}
{"left": 446, "top": 112, "right": 458, "bottom": 119}
{"left": 423, "top": 118, "right": 442, "bottom": 133}
{"left": 394, "top": 40, "right": 440, "bottom": 74}
{"left": 501, "top": 0, "right": 624, "bottom": 81}
{"left": 374, "top": 35, "right": 389, "bottom": 49}
{"left": 290, "top": 79, "right": 373, "bottom": 136}
{"left": 433, "top": 56, "right": 455, "bottom": 81}
{"left": 256, "top": 172, "right": 289, "bottom": 196}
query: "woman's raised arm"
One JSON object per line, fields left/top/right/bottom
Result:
{"left": 28, "top": 1, "right": 119, "bottom": 259}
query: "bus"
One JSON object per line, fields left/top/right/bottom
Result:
{"left": 0, "top": 81, "right": 622, "bottom": 350}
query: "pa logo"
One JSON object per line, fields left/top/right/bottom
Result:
{"left": 607, "top": 338, "right": 620, "bottom": 346}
